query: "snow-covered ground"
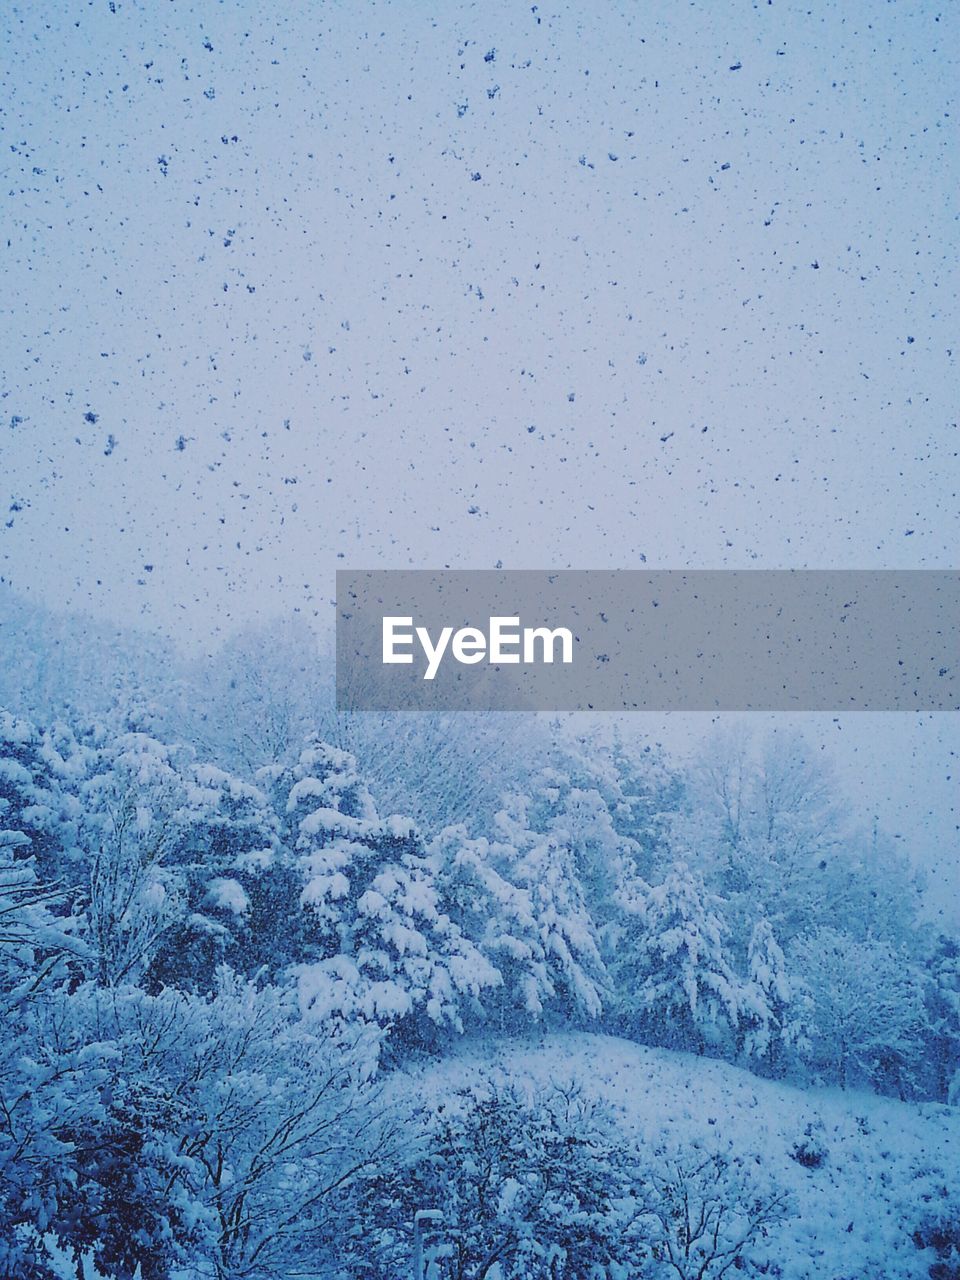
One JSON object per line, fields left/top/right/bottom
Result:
{"left": 398, "top": 1032, "right": 959, "bottom": 1280}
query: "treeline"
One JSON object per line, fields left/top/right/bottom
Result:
{"left": 3, "top": 707, "right": 956, "bottom": 1096}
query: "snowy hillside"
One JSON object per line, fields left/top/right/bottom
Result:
{"left": 398, "top": 1032, "right": 959, "bottom": 1280}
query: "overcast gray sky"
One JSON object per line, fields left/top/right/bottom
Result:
{"left": 1, "top": 1, "right": 957, "bottom": 916}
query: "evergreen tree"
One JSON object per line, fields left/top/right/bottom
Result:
{"left": 272, "top": 737, "right": 498, "bottom": 1053}
{"left": 492, "top": 794, "right": 608, "bottom": 1022}
{"left": 522, "top": 729, "right": 681, "bottom": 930}
{"left": 739, "top": 918, "right": 791, "bottom": 1074}
{"left": 149, "top": 761, "right": 290, "bottom": 990}
{"left": 615, "top": 861, "right": 741, "bottom": 1054}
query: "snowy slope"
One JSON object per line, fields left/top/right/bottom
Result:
{"left": 398, "top": 1032, "right": 959, "bottom": 1280}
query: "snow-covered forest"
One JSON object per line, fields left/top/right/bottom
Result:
{"left": 4, "top": 0, "right": 957, "bottom": 1273}
{"left": 1, "top": 594, "right": 957, "bottom": 1279}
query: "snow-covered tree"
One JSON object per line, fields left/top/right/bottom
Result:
{"left": 5, "top": 972, "right": 392, "bottom": 1280}
{"left": 739, "top": 919, "right": 792, "bottom": 1073}
{"left": 520, "top": 728, "right": 682, "bottom": 929}
{"left": 682, "top": 730, "right": 845, "bottom": 948}
{"left": 173, "top": 617, "right": 328, "bottom": 777}
{"left": 149, "top": 762, "right": 289, "bottom": 990}
{"left": 638, "top": 1145, "right": 791, "bottom": 1280}
{"left": 432, "top": 812, "right": 608, "bottom": 1030}
{"left": 614, "top": 862, "right": 741, "bottom": 1054}
{"left": 477, "top": 794, "right": 609, "bottom": 1024}
{"left": 58, "top": 720, "right": 297, "bottom": 994}
{"left": 0, "top": 710, "right": 81, "bottom": 887}
{"left": 351, "top": 1078, "right": 647, "bottom": 1280}
{"left": 787, "top": 927, "right": 930, "bottom": 1095}
{"left": 74, "top": 728, "right": 193, "bottom": 986}
{"left": 0, "top": 713, "right": 86, "bottom": 1278}
{"left": 682, "top": 729, "right": 926, "bottom": 977}
{"left": 269, "top": 738, "right": 499, "bottom": 1053}
{"left": 925, "top": 934, "right": 960, "bottom": 1103}
{"left": 430, "top": 824, "right": 540, "bottom": 1029}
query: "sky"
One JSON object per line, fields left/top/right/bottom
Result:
{"left": 1, "top": 0, "right": 958, "bottom": 914}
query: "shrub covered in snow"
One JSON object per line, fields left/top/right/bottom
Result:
{"left": 348, "top": 1077, "right": 650, "bottom": 1279}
